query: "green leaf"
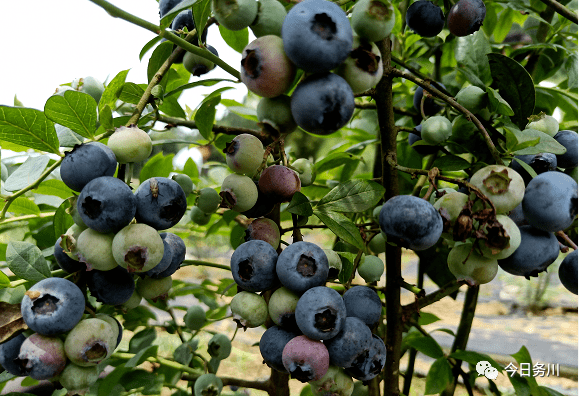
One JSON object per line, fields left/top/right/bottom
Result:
{"left": 139, "top": 35, "right": 163, "bottom": 61}
{"left": 0, "top": 106, "right": 60, "bottom": 154}
{"left": 139, "top": 152, "right": 175, "bottom": 183}
{"left": 493, "top": 8, "right": 515, "bottom": 43}
{"left": 487, "top": 53, "right": 535, "bottom": 129}
{"left": 53, "top": 198, "right": 74, "bottom": 239}
{"left": 0, "top": 270, "right": 9, "bottom": 288}
{"left": 432, "top": 155, "right": 471, "bottom": 171}
{"left": 218, "top": 25, "right": 249, "bottom": 53}
{"left": 230, "top": 224, "right": 246, "bottom": 249}
{"left": 4, "top": 155, "right": 51, "bottom": 192}
{"left": 0, "top": 285, "right": 26, "bottom": 304}
{"left": 44, "top": 91, "right": 97, "bottom": 139}
{"left": 192, "top": 0, "right": 212, "bottom": 45}
{"left": 99, "top": 69, "right": 130, "bottom": 114}
{"left": 425, "top": 357, "right": 453, "bottom": 394}
{"left": 513, "top": 128, "right": 566, "bottom": 155}
{"left": 183, "top": 157, "right": 200, "bottom": 181}
{"left": 8, "top": 197, "right": 40, "bottom": 215}
{"left": 337, "top": 251, "right": 356, "bottom": 283}
{"left": 98, "top": 365, "right": 130, "bottom": 396}
{"left": 35, "top": 179, "right": 75, "bottom": 199}
{"left": 405, "top": 335, "right": 444, "bottom": 359}
{"left": 194, "top": 95, "right": 221, "bottom": 140}
{"left": 159, "top": 94, "right": 187, "bottom": 118}
{"left": 99, "top": 104, "right": 114, "bottom": 130}
{"left": 511, "top": 345, "right": 544, "bottom": 396}
{"left": 564, "top": 53, "right": 578, "bottom": 90}
{"left": 313, "top": 209, "right": 364, "bottom": 250}
{"left": 417, "top": 312, "right": 440, "bottom": 326}
{"left": 315, "top": 152, "right": 361, "bottom": 174}
{"left": 164, "top": 78, "right": 235, "bottom": 98}
{"left": 128, "top": 328, "right": 157, "bottom": 354}
{"left": 6, "top": 241, "right": 51, "bottom": 282}
{"left": 120, "top": 369, "right": 164, "bottom": 395}
{"left": 455, "top": 30, "right": 492, "bottom": 88}
{"left": 512, "top": 157, "right": 538, "bottom": 179}
{"left": 148, "top": 41, "right": 174, "bottom": 85}
{"left": 119, "top": 83, "right": 146, "bottom": 105}
{"left": 316, "top": 180, "right": 385, "bottom": 213}
{"left": 126, "top": 345, "right": 159, "bottom": 368}
{"left": 486, "top": 87, "right": 515, "bottom": 116}
{"left": 287, "top": 192, "right": 314, "bottom": 217}
{"left": 540, "top": 386, "right": 566, "bottom": 396}
{"left": 56, "top": 124, "right": 84, "bottom": 147}
{"left": 508, "top": 372, "right": 532, "bottom": 396}
{"left": 161, "top": 0, "right": 199, "bottom": 28}
{"left": 448, "top": 350, "right": 503, "bottom": 372}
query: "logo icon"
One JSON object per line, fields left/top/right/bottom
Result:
{"left": 476, "top": 360, "right": 498, "bottom": 380}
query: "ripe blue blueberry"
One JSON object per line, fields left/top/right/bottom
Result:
{"left": 447, "top": 0, "right": 487, "bottom": 37}
{"left": 342, "top": 286, "right": 382, "bottom": 328}
{"left": 291, "top": 73, "right": 355, "bottom": 135}
{"left": 379, "top": 195, "right": 443, "bottom": 251}
{"left": 522, "top": 171, "right": 578, "bottom": 232}
{"left": 295, "top": 286, "right": 346, "bottom": 340}
{"left": 54, "top": 237, "right": 84, "bottom": 273}
{"left": 553, "top": 130, "right": 578, "bottom": 168}
{"left": 346, "top": 334, "right": 386, "bottom": 381}
{"left": 324, "top": 316, "right": 372, "bottom": 368}
{"left": 498, "top": 225, "right": 560, "bottom": 278}
{"left": 559, "top": 250, "right": 578, "bottom": 295}
{"left": 159, "top": 0, "right": 181, "bottom": 17}
{"left": 60, "top": 142, "right": 117, "bottom": 192}
{"left": 259, "top": 326, "right": 300, "bottom": 372}
{"left": 86, "top": 266, "right": 136, "bottom": 305}
{"left": 15, "top": 333, "right": 67, "bottom": 380}
{"left": 405, "top": 0, "right": 445, "bottom": 37}
{"left": 77, "top": 176, "right": 137, "bottom": 234}
{"left": 510, "top": 153, "right": 557, "bottom": 184}
{"left": 282, "top": 0, "right": 353, "bottom": 73}
{"left": 135, "top": 177, "right": 187, "bottom": 230}
{"left": 276, "top": 241, "right": 329, "bottom": 295}
{"left": 20, "top": 277, "right": 85, "bottom": 336}
{"left": 151, "top": 232, "right": 186, "bottom": 278}
{"left": 231, "top": 240, "right": 279, "bottom": 292}
{"left": 0, "top": 333, "right": 27, "bottom": 376}
{"left": 144, "top": 238, "right": 174, "bottom": 277}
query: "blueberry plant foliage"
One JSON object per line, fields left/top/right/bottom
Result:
{"left": 0, "top": 0, "right": 577, "bottom": 395}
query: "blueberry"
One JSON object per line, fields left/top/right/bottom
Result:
{"left": 276, "top": 241, "right": 329, "bottom": 295}
{"left": 15, "top": 333, "right": 67, "bottom": 380}
{"left": 291, "top": 72, "right": 355, "bottom": 136}
{"left": 207, "top": 333, "right": 232, "bottom": 360}
{"left": 64, "top": 318, "right": 116, "bottom": 366}
{"left": 0, "top": 333, "right": 27, "bottom": 376}
{"left": 112, "top": 223, "right": 166, "bottom": 273}
{"left": 470, "top": 165, "right": 526, "bottom": 214}
{"left": 259, "top": 326, "right": 300, "bottom": 372}
{"left": 136, "top": 275, "right": 173, "bottom": 301}
{"left": 447, "top": 0, "right": 486, "bottom": 37}
{"left": 151, "top": 232, "right": 186, "bottom": 278}
{"left": 20, "top": 277, "right": 85, "bottom": 336}
{"left": 379, "top": 195, "right": 443, "bottom": 251}
{"left": 224, "top": 134, "right": 266, "bottom": 177}
{"left": 294, "top": 286, "right": 346, "bottom": 340}
{"left": 413, "top": 84, "right": 445, "bottom": 116}
{"left": 268, "top": 286, "right": 301, "bottom": 331}
{"left": 498, "top": 225, "right": 560, "bottom": 278}
{"left": 508, "top": 202, "right": 528, "bottom": 227}
{"left": 196, "top": 187, "right": 222, "bottom": 214}
{"left": 95, "top": 313, "right": 123, "bottom": 348}
{"left": 60, "top": 142, "right": 117, "bottom": 192}
{"left": 258, "top": 165, "right": 301, "bottom": 203}
{"left": 144, "top": 238, "right": 174, "bottom": 277}
{"left": 324, "top": 316, "right": 372, "bottom": 368}
{"left": 135, "top": 177, "right": 187, "bottom": 230}
{"left": 159, "top": 0, "right": 181, "bottom": 17}
{"left": 231, "top": 240, "right": 279, "bottom": 292}
{"left": 282, "top": 335, "right": 330, "bottom": 382}
{"left": 107, "top": 126, "right": 153, "bottom": 164}
{"left": 230, "top": 291, "right": 269, "bottom": 329}
{"left": 77, "top": 176, "right": 137, "bottom": 234}
{"left": 184, "top": 305, "right": 206, "bottom": 331}
{"left": 241, "top": 180, "right": 277, "bottom": 218}
{"left": 522, "top": 171, "right": 578, "bottom": 232}
{"left": 559, "top": 249, "right": 578, "bottom": 295}
{"left": 194, "top": 373, "right": 223, "bottom": 396}
{"left": 86, "top": 266, "right": 136, "bottom": 305}
{"left": 54, "top": 237, "right": 84, "bottom": 273}
{"left": 408, "top": 131, "right": 438, "bottom": 156}
{"left": 220, "top": 173, "right": 259, "bottom": 213}
{"left": 282, "top": 0, "right": 353, "bottom": 73}
{"left": 342, "top": 286, "right": 382, "bottom": 328}
{"left": 510, "top": 153, "right": 558, "bottom": 184}
{"left": 76, "top": 228, "right": 118, "bottom": 271}
{"left": 245, "top": 217, "right": 281, "bottom": 250}
{"left": 553, "top": 130, "right": 578, "bottom": 168}
{"left": 58, "top": 363, "right": 100, "bottom": 394}
{"left": 345, "top": 334, "right": 386, "bottom": 381}
{"left": 405, "top": 0, "right": 445, "bottom": 37}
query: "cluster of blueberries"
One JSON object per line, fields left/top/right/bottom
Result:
{"left": 228, "top": 239, "right": 386, "bottom": 389}
{"left": 0, "top": 277, "right": 123, "bottom": 393}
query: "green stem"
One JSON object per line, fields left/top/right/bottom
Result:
{"left": 402, "top": 280, "right": 464, "bottom": 313}
{"left": 180, "top": 259, "right": 230, "bottom": 271}
{"left": 0, "top": 212, "right": 56, "bottom": 224}
{"left": 112, "top": 351, "right": 204, "bottom": 377}
{"left": 0, "top": 158, "right": 63, "bottom": 220}
{"left": 87, "top": 0, "right": 240, "bottom": 79}
{"left": 158, "top": 116, "right": 266, "bottom": 139}
{"left": 9, "top": 269, "right": 68, "bottom": 287}
{"left": 537, "top": 0, "right": 578, "bottom": 23}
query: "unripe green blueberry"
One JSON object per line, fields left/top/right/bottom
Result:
{"left": 268, "top": 286, "right": 300, "bottom": 327}
{"left": 194, "top": 373, "right": 223, "bottom": 396}
{"left": 447, "top": 243, "right": 498, "bottom": 285}
{"left": 455, "top": 86, "right": 487, "bottom": 113}
{"left": 351, "top": 0, "right": 396, "bottom": 42}
{"left": 477, "top": 215, "right": 521, "bottom": 260}
{"left": 112, "top": 223, "right": 165, "bottom": 273}
{"left": 230, "top": 291, "right": 269, "bottom": 329}
{"left": 220, "top": 174, "right": 259, "bottom": 213}
{"left": 184, "top": 305, "right": 206, "bottom": 331}
{"left": 420, "top": 116, "right": 452, "bottom": 145}
{"left": 357, "top": 255, "right": 384, "bottom": 282}
{"left": 372, "top": 205, "right": 383, "bottom": 222}
{"left": 107, "top": 125, "right": 153, "bottom": 164}
{"left": 71, "top": 76, "right": 105, "bottom": 104}
{"left": 183, "top": 46, "right": 218, "bottom": 77}
{"left": 119, "top": 289, "right": 142, "bottom": 312}
{"left": 190, "top": 206, "right": 212, "bottom": 225}
{"left": 291, "top": 158, "right": 316, "bottom": 187}
{"left": 368, "top": 233, "right": 387, "bottom": 254}
{"left": 224, "top": 134, "right": 265, "bottom": 176}
{"left": 257, "top": 95, "right": 297, "bottom": 134}
{"left": 323, "top": 249, "right": 343, "bottom": 279}
{"left": 136, "top": 275, "right": 173, "bottom": 301}
{"left": 172, "top": 174, "right": 195, "bottom": 196}
{"left": 65, "top": 318, "right": 116, "bottom": 367}
{"left": 212, "top": 0, "right": 258, "bottom": 30}
{"left": 334, "top": 37, "right": 383, "bottom": 94}
{"left": 245, "top": 217, "right": 281, "bottom": 249}
{"left": 60, "top": 224, "right": 87, "bottom": 260}
{"left": 59, "top": 363, "right": 100, "bottom": 393}
{"left": 250, "top": 0, "right": 287, "bottom": 37}
{"left": 67, "top": 196, "right": 88, "bottom": 229}
{"left": 309, "top": 365, "right": 354, "bottom": 396}
{"left": 427, "top": 188, "right": 458, "bottom": 205}
{"left": 470, "top": 165, "right": 525, "bottom": 214}
{"left": 433, "top": 192, "right": 469, "bottom": 238}
{"left": 207, "top": 333, "right": 232, "bottom": 360}
{"left": 526, "top": 113, "right": 559, "bottom": 137}
{"left": 196, "top": 188, "right": 222, "bottom": 213}
{"left": 76, "top": 228, "right": 118, "bottom": 271}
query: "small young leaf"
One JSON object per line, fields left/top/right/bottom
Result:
{"left": 99, "top": 69, "right": 130, "bottom": 114}
{"left": 128, "top": 328, "right": 157, "bottom": 354}
{"left": 417, "top": 312, "right": 440, "bottom": 326}
{"left": 44, "top": 90, "right": 97, "bottom": 138}
{"left": 6, "top": 241, "right": 51, "bottom": 282}
{"left": 0, "top": 106, "right": 60, "bottom": 154}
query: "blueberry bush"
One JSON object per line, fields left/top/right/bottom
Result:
{"left": 0, "top": 0, "right": 577, "bottom": 395}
